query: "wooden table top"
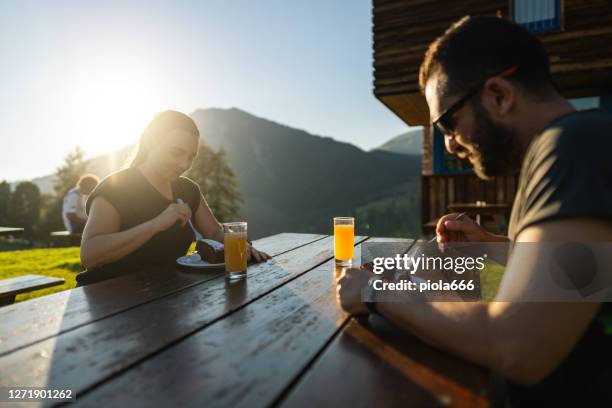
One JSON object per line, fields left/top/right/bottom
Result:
{"left": 0, "top": 227, "right": 24, "bottom": 237}
{"left": 0, "top": 233, "right": 489, "bottom": 407}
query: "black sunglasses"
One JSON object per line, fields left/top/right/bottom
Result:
{"left": 432, "top": 66, "right": 518, "bottom": 137}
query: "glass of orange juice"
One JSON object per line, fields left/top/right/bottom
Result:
{"left": 334, "top": 217, "right": 354, "bottom": 266}
{"left": 223, "top": 222, "right": 248, "bottom": 279}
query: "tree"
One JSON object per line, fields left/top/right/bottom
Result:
{"left": 54, "top": 146, "right": 88, "bottom": 196}
{"left": 186, "top": 142, "right": 215, "bottom": 197}
{"left": 207, "top": 147, "right": 242, "bottom": 221}
{"left": 37, "top": 193, "right": 65, "bottom": 237}
{"left": 8, "top": 182, "right": 40, "bottom": 239}
{"left": 38, "top": 147, "right": 89, "bottom": 237}
{"left": 187, "top": 143, "right": 242, "bottom": 222}
{"left": 0, "top": 181, "right": 10, "bottom": 226}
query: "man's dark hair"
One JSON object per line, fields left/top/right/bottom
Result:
{"left": 419, "top": 16, "right": 556, "bottom": 98}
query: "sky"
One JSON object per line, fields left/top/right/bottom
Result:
{"left": 0, "top": 0, "right": 410, "bottom": 182}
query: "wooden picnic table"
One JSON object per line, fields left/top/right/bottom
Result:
{"left": 0, "top": 233, "right": 489, "bottom": 407}
{"left": 0, "top": 227, "right": 24, "bottom": 237}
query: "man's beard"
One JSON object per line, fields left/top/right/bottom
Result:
{"left": 467, "top": 101, "right": 522, "bottom": 180}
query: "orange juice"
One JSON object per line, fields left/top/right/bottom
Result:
{"left": 224, "top": 232, "right": 247, "bottom": 274}
{"left": 334, "top": 224, "right": 354, "bottom": 261}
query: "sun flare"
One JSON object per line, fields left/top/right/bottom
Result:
{"left": 58, "top": 56, "right": 167, "bottom": 157}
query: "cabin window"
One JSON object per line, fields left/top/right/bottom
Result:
{"left": 570, "top": 96, "right": 600, "bottom": 111}
{"left": 432, "top": 127, "right": 473, "bottom": 175}
{"left": 511, "top": 0, "right": 562, "bottom": 33}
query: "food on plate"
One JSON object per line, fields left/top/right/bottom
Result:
{"left": 196, "top": 239, "right": 225, "bottom": 264}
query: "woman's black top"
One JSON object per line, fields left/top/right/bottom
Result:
{"left": 76, "top": 167, "right": 201, "bottom": 286}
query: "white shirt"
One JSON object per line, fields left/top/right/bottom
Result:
{"left": 62, "top": 187, "right": 86, "bottom": 231}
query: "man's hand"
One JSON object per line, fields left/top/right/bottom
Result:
{"left": 337, "top": 267, "right": 372, "bottom": 316}
{"left": 436, "top": 212, "right": 505, "bottom": 243}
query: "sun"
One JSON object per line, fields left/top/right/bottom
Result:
{"left": 58, "top": 55, "right": 167, "bottom": 157}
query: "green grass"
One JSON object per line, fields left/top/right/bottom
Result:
{"left": 480, "top": 260, "right": 505, "bottom": 301}
{"left": 0, "top": 247, "right": 82, "bottom": 302}
{"left": 0, "top": 242, "right": 199, "bottom": 304}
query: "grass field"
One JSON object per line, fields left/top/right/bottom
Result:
{"left": 0, "top": 247, "right": 82, "bottom": 302}
{"left": 0, "top": 243, "right": 200, "bottom": 304}
{"left": 481, "top": 260, "right": 504, "bottom": 301}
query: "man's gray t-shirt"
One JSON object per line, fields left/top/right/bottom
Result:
{"left": 509, "top": 109, "right": 612, "bottom": 240}
{"left": 506, "top": 109, "right": 612, "bottom": 406}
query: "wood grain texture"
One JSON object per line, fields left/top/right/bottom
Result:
{"left": 73, "top": 238, "right": 410, "bottom": 408}
{"left": 372, "top": 0, "right": 612, "bottom": 125}
{"left": 1, "top": 235, "right": 487, "bottom": 408}
{"left": 279, "top": 316, "right": 489, "bottom": 408}
{"left": 0, "top": 233, "right": 325, "bottom": 356}
{"left": 0, "top": 236, "right": 363, "bottom": 398}
{"left": 0, "top": 275, "right": 64, "bottom": 298}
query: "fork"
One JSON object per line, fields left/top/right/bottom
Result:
{"left": 177, "top": 198, "right": 203, "bottom": 241}
{"left": 427, "top": 212, "right": 466, "bottom": 244}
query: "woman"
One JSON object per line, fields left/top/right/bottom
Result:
{"left": 78, "top": 110, "right": 270, "bottom": 286}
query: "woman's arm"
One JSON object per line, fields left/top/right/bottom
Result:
{"left": 80, "top": 196, "right": 191, "bottom": 269}
{"left": 193, "top": 196, "right": 223, "bottom": 241}
{"left": 193, "top": 195, "right": 271, "bottom": 262}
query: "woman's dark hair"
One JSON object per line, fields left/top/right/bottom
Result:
{"left": 129, "top": 110, "right": 200, "bottom": 167}
{"left": 419, "top": 15, "right": 556, "bottom": 99}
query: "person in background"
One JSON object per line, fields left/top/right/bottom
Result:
{"left": 62, "top": 174, "right": 99, "bottom": 233}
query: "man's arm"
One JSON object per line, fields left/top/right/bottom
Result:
{"left": 342, "top": 217, "right": 610, "bottom": 385}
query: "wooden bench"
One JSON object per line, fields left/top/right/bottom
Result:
{"left": 50, "top": 231, "right": 82, "bottom": 246}
{"left": 0, "top": 227, "right": 24, "bottom": 237}
{"left": 0, "top": 274, "right": 65, "bottom": 306}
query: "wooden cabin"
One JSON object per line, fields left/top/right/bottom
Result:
{"left": 372, "top": 0, "right": 612, "bottom": 234}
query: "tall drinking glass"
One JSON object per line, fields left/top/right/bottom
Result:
{"left": 334, "top": 217, "right": 354, "bottom": 266}
{"left": 223, "top": 222, "right": 248, "bottom": 280}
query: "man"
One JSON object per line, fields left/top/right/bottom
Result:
{"left": 62, "top": 174, "right": 99, "bottom": 233}
{"left": 338, "top": 16, "right": 612, "bottom": 406}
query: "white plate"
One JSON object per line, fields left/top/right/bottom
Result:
{"left": 176, "top": 253, "right": 224, "bottom": 269}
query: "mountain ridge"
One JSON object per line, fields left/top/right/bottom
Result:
{"left": 374, "top": 128, "right": 423, "bottom": 156}
{"left": 12, "top": 107, "right": 422, "bottom": 237}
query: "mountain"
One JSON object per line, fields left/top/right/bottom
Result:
{"left": 191, "top": 108, "right": 421, "bottom": 237}
{"left": 17, "top": 108, "right": 422, "bottom": 238}
{"left": 10, "top": 145, "right": 136, "bottom": 195}
{"left": 375, "top": 128, "right": 423, "bottom": 155}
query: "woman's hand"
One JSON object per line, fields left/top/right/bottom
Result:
{"left": 247, "top": 245, "right": 271, "bottom": 263}
{"left": 151, "top": 203, "right": 192, "bottom": 232}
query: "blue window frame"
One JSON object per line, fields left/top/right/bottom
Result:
{"left": 511, "top": 0, "right": 561, "bottom": 33}
{"left": 432, "top": 127, "right": 473, "bottom": 175}
{"left": 569, "top": 96, "right": 600, "bottom": 111}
